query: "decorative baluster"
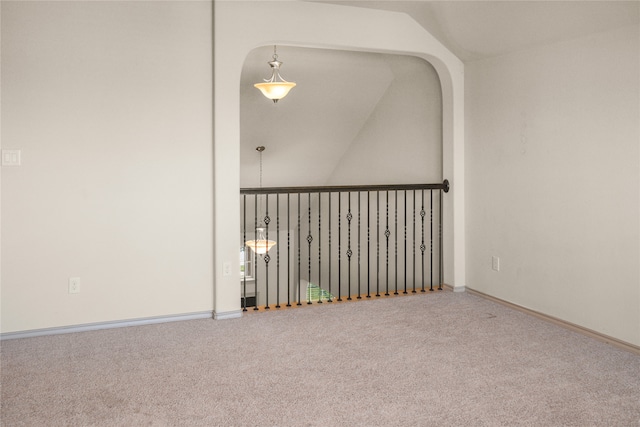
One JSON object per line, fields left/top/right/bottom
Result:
{"left": 420, "top": 190, "right": 426, "bottom": 293}
{"left": 328, "top": 193, "right": 332, "bottom": 302}
{"left": 307, "top": 192, "right": 313, "bottom": 305}
{"left": 439, "top": 188, "right": 443, "bottom": 290}
{"left": 366, "top": 191, "right": 371, "bottom": 298}
{"left": 276, "top": 194, "right": 280, "bottom": 308}
{"left": 297, "top": 194, "right": 302, "bottom": 305}
{"left": 338, "top": 192, "right": 342, "bottom": 301}
{"left": 357, "top": 192, "right": 361, "bottom": 299}
{"left": 376, "top": 191, "right": 380, "bottom": 297}
{"left": 347, "top": 193, "right": 353, "bottom": 300}
{"left": 394, "top": 190, "right": 398, "bottom": 295}
{"left": 385, "top": 191, "right": 390, "bottom": 296}
{"left": 403, "top": 190, "right": 407, "bottom": 294}
{"left": 318, "top": 193, "right": 322, "bottom": 304}
{"left": 287, "top": 194, "right": 291, "bottom": 307}
{"left": 264, "top": 194, "right": 270, "bottom": 310}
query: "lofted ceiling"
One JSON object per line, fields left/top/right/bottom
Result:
{"left": 317, "top": 1, "right": 640, "bottom": 62}
{"left": 240, "top": 1, "right": 639, "bottom": 187}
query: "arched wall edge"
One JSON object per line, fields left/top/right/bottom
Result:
{"left": 213, "top": 1, "right": 466, "bottom": 317}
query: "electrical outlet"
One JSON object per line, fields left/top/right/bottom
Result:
{"left": 492, "top": 256, "right": 500, "bottom": 272}
{"left": 68, "top": 277, "right": 81, "bottom": 294}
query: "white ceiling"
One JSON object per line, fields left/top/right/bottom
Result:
{"left": 240, "top": 1, "right": 639, "bottom": 187}
{"left": 318, "top": 1, "right": 640, "bottom": 61}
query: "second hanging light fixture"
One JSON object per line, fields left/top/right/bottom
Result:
{"left": 245, "top": 146, "right": 277, "bottom": 255}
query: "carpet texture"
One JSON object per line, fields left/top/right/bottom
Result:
{"left": 1, "top": 291, "right": 639, "bottom": 426}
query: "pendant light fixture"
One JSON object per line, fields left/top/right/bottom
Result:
{"left": 245, "top": 227, "right": 276, "bottom": 255}
{"left": 254, "top": 46, "right": 296, "bottom": 103}
{"left": 245, "top": 146, "right": 277, "bottom": 255}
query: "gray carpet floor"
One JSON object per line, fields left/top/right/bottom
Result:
{"left": 1, "top": 291, "right": 639, "bottom": 426}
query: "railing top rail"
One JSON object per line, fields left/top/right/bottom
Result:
{"left": 241, "top": 180, "right": 449, "bottom": 195}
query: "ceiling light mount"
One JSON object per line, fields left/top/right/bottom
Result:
{"left": 254, "top": 46, "right": 296, "bottom": 103}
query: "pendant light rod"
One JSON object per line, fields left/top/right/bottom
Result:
{"left": 256, "top": 145, "right": 265, "bottom": 189}
{"left": 245, "top": 145, "right": 276, "bottom": 255}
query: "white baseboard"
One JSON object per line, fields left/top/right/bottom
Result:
{"left": 452, "top": 285, "right": 466, "bottom": 293}
{"left": 213, "top": 309, "right": 243, "bottom": 320}
{"left": 0, "top": 311, "right": 214, "bottom": 340}
{"left": 465, "top": 287, "right": 640, "bottom": 356}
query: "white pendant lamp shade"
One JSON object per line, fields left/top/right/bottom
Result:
{"left": 245, "top": 228, "right": 277, "bottom": 255}
{"left": 254, "top": 81, "right": 296, "bottom": 102}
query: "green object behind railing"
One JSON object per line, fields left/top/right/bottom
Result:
{"left": 306, "top": 282, "right": 334, "bottom": 302}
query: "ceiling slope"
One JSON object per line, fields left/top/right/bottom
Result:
{"left": 317, "top": 1, "right": 640, "bottom": 62}
{"left": 241, "top": 46, "right": 394, "bottom": 187}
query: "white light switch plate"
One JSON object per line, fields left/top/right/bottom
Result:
{"left": 2, "top": 150, "right": 21, "bottom": 166}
